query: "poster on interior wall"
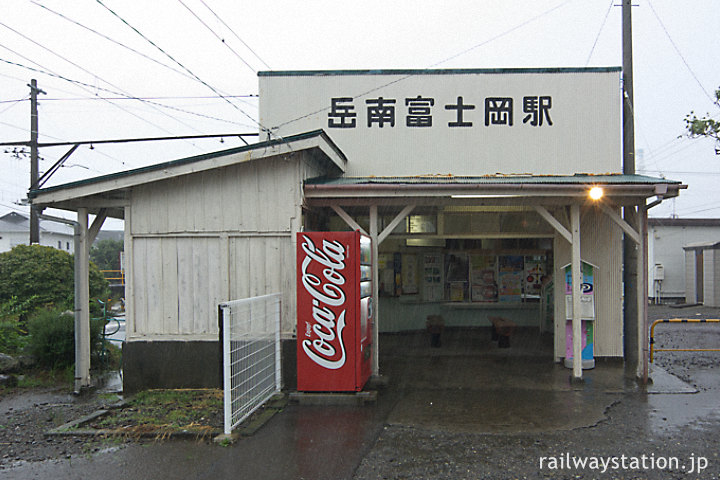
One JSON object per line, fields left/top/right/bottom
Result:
{"left": 379, "top": 253, "right": 395, "bottom": 296}
{"left": 423, "top": 253, "right": 443, "bottom": 302}
{"left": 445, "top": 253, "right": 469, "bottom": 302}
{"left": 524, "top": 257, "right": 546, "bottom": 297}
{"left": 470, "top": 255, "right": 498, "bottom": 302}
{"left": 498, "top": 255, "right": 524, "bottom": 302}
{"left": 402, "top": 254, "right": 418, "bottom": 294}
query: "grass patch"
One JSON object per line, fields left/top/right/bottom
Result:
{"left": 92, "top": 389, "right": 223, "bottom": 439}
{"left": 16, "top": 366, "right": 74, "bottom": 389}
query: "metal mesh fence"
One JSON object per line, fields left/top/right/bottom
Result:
{"left": 219, "top": 293, "right": 282, "bottom": 435}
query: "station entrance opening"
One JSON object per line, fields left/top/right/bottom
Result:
{"left": 304, "top": 203, "right": 559, "bottom": 380}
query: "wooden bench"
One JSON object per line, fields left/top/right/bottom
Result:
{"left": 488, "top": 316, "right": 516, "bottom": 348}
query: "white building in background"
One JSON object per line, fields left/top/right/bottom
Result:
{"left": 0, "top": 211, "right": 74, "bottom": 254}
{"left": 647, "top": 218, "right": 720, "bottom": 303}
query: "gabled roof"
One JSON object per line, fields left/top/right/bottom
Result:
{"left": 29, "top": 130, "right": 346, "bottom": 218}
{"left": 0, "top": 212, "right": 73, "bottom": 235}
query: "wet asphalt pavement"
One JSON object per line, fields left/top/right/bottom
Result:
{"left": 3, "top": 304, "right": 720, "bottom": 479}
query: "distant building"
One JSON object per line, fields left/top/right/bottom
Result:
{"left": 648, "top": 218, "right": 720, "bottom": 302}
{"left": 0, "top": 211, "right": 74, "bottom": 254}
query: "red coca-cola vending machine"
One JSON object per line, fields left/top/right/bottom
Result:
{"left": 296, "top": 230, "right": 373, "bottom": 392}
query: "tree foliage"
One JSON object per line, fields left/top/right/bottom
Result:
{"left": 0, "top": 245, "right": 108, "bottom": 319}
{"left": 90, "top": 238, "right": 124, "bottom": 271}
{"left": 685, "top": 87, "right": 720, "bottom": 154}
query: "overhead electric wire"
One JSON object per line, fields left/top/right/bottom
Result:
{"left": 95, "top": 0, "right": 269, "bottom": 135}
{"left": 30, "top": 1, "right": 200, "bottom": 84}
{"left": 197, "top": 0, "right": 272, "bottom": 70}
{"left": 0, "top": 20, "right": 209, "bottom": 140}
{"left": 0, "top": 56, "right": 252, "bottom": 137}
{"left": 39, "top": 94, "right": 257, "bottom": 101}
{"left": 176, "top": 0, "right": 256, "bottom": 73}
{"left": 0, "top": 96, "right": 28, "bottom": 114}
{"left": 584, "top": 0, "right": 613, "bottom": 66}
{"left": 275, "top": 0, "right": 576, "bottom": 130}
{"left": 647, "top": 0, "right": 714, "bottom": 103}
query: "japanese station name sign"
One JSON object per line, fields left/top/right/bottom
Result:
{"left": 258, "top": 68, "right": 622, "bottom": 176}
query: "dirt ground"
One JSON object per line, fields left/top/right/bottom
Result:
{"left": 1, "top": 303, "right": 719, "bottom": 479}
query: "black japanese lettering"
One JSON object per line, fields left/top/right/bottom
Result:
{"left": 328, "top": 97, "right": 357, "bottom": 128}
{"left": 445, "top": 96, "right": 475, "bottom": 127}
{"left": 523, "top": 96, "right": 553, "bottom": 126}
{"left": 405, "top": 96, "right": 434, "bottom": 127}
{"left": 366, "top": 97, "right": 396, "bottom": 128}
{"left": 484, "top": 97, "right": 513, "bottom": 126}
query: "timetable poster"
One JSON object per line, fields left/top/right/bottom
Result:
{"left": 498, "top": 255, "right": 524, "bottom": 303}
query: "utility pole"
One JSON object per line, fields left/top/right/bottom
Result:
{"left": 29, "top": 78, "right": 46, "bottom": 244}
{"left": 622, "top": 0, "right": 638, "bottom": 375}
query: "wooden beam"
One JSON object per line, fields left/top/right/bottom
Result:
{"left": 600, "top": 203, "right": 640, "bottom": 244}
{"left": 88, "top": 208, "right": 107, "bottom": 245}
{"left": 534, "top": 206, "right": 572, "bottom": 243}
{"left": 378, "top": 205, "right": 415, "bottom": 244}
{"left": 330, "top": 205, "right": 368, "bottom": 235}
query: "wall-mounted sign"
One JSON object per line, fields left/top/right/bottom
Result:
{"left": 259, "top": 68, "right": 622, "bottom": 176}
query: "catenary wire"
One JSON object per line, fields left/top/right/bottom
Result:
{"left": 647, "top": 0, "right": 714, "bottom": 103}
{"left": 274, "top": 0, "right": 577, "bottom": 131}
{"left": 0, "top": 20, "right": 211, "bottom": 139}
{"left": 0, "top": 56, "right": 239, "bottom": 139}
{"left": 197, "top": 0, "right": 272, "bottom": 70}
{"left": 30, "top": 1, "right": 201, "bottom": 84}
{"left": 94, "top": 0, "right": 269, "bottom": 135}
{"left": 585, "top": 0, "right": 613, "bottom": 66}
{"left": 176, "top": 0, "right": 256, "bottom": 73}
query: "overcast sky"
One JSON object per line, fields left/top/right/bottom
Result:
{"left": 1, "top": 0, "right": 718, "bottom": 227}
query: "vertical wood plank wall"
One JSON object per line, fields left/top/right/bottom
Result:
{"left": 127, "top": 154, "right": 321, "bottom": 341}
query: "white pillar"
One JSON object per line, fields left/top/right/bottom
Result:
{"left": 75, "top": 208, "right": 91, "bottom": 392}
{"left": 369, "top": 205, "right": 380, "bottom": 377}
{"left": 571, "top": 204, "right": 583, "bottom": 380}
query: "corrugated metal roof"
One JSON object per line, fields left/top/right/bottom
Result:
{"left": 306, "top": 174, "right": 681, "bottom": 186}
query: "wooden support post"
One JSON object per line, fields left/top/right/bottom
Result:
{"left": 571, "top": 204, "right": 583, "bottom": 380}
{"left": 75, "top": 208, "right": 91, "bottom": 392}
{"left": 369, "top": 205, "right": 379, "bottom": 377}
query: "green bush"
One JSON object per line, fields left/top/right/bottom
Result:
{"left": 26, "top": 309, "right": 105, "bottom": 369}
{"left": 0, "top": 245, "right": 109, "bottom": 319}
{"left": 0, "top": 319, "right": 28, "bottom": 355}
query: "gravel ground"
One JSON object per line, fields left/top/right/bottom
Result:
{"left": 1, "top": 304, "right": 719, "bottom": 478}
{"left": 0, "top": 388, "right": 125, "bottom": 467}
{"left": 354, "top": 304, "right": 720, "bottom": 480}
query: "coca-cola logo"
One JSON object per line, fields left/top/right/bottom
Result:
{"left": 299, "top": 235, "right": 348, "bottom": 370}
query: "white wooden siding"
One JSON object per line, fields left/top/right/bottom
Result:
{"left": 126, "top": 154, "right": 320, "bottom": 340}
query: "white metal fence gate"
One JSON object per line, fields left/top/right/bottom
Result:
{"left": 219, "top": 293, "right": 282, "bottom": 435}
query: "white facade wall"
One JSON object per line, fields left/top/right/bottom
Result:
{"left": 0, "top": 230, "right": 74, "bottom": 253}
{"left": 648, "top": 223, "right": 720, "bottom": 300}
{"left": 259, "top": 69, "right": 622, "bottom": 177}
{"left": 554, "top": 207, "right": 623, "bottom": 358}
{"left": 125, "top": 154, "right": 324, "bottom": 341}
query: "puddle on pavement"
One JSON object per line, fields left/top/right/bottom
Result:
{"left": 647, "top": 368, "right": 720, "bottom": 434}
